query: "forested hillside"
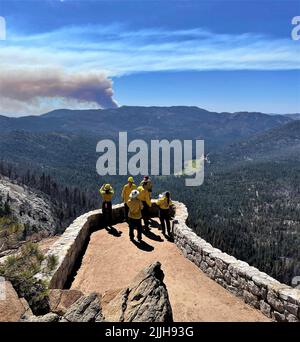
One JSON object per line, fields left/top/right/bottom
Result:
{"left": 169, "top": 121, "right": 300, "bottom": 284}
{"left": 172, "top": 160, "right": 300, "bottom": 285}
{"left": 0, "top": 161, "right": 97, "bottom": 254}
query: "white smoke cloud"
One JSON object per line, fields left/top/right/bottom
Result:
{"left": 0, "top": 67, "right": 118, "bottom": 115}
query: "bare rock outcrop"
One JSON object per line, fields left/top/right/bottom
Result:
{"left": 48, "top": 289, "right": 84, "bottom": 316}
{"left": 0, "top": 280, "right": 32, "bottom": 322}
{"left": 20, "top": 262, "right": 173, "bottom": 322}
{"left": 0, "top": 176, "right": 59, "bottom": 239}
{"left": 103, "top": 261, "right": 173, "bottom": 322}
{"left": 62, "top": 293, "right": 104, "bottom": 322}
{"left": 21, "top": 293, "right": 103, "bottom": 322}
{"left": 23, "top": 312, "right": 60, "bottom": 322}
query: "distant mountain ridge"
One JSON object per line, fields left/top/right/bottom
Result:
{"left": 212, "top": 119, "right": 300, "bottom": 169}
{"left": 0, "top": 106, "right": 292, "bottom": 148}
{"left": 0, "top": 106, "right": 293, "bottom": 189}
{"left": 286, "top": 114, "right": 300, "bottom": 120}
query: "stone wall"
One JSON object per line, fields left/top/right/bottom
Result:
{"left": 38, "top": 203, "right": 160, "bottom": 289}
{"left": 38, "top": 201, "right": 300, "bottom": 322}
{"left": 172, "top": 201, "right": 300, "bottom": 322}
{"left": 36, "top": 204, "right": 125, "bottom": 289}
{"left": 37, "top": 201, "right": 166, "bottom": 289}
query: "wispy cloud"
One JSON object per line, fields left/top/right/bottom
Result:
{"left": 1, "top": 24, "right": 299, "bottom": 115}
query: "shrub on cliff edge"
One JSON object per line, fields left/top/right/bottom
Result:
{"left": 0, "top": 242, "right": 58, "bottom": 315}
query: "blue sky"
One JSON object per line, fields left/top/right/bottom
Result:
{"left": 0, "top": 0, "right": 300, "bottom": 115}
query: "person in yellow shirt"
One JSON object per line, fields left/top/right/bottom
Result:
{"left": 121, "top": 176, "right": 137, "bottom": 221}
{"left": 99, "top": 183, "right": 114, "bottom": 228}
{"left": 127, "top": 189, "right": 143, "bottom": 241}
{"left": 139, "top": 176, "right": 153, "bottom": 193}
{"left": 157, "top": 191, "right": 173, "bottom": 236}
{"left": 137, "top": 180, "right": 152, "bottom": 230}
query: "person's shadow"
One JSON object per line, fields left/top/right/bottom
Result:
{"left": 131, "top": 239, "right": 154, "bottom": 252}
{"left": 143, "top": 228, "right": 164, "bottom": 242}
{"left": 149, "top": 219, "right": 161, "bottom": 229}
{"left": 105, "top": 226, "right": 122, "bottom": 237}
{"left": 163, "top": 233, "right": 174, "bottom": 243}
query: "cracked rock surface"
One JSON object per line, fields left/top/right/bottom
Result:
{"left": 102, "top": 261, "right": 173, "bottom": 322}
{"left": 20, "top": 262, "right": 172, "bottom": 322}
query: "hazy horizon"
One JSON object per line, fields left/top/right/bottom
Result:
{"left": 1, "top": 104, "right": 300, "bottom": 119}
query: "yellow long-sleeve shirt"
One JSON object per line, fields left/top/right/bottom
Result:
{"left": 99, "top": 186, "right": 114, "bottom": 202}
{"left": 157, "top": 196, "right": 173, "bottom": 209}
{"left": 127, "top": 198, "right": 143, "bottom": 219}
{"left": 121, "top": 183, "right": 137, "bottom": 203}
{"left": 137, "top": 186, "right": 151, "bottom": 207}
{"left": 139, "top": 180, "right": 152, "bottom": 192}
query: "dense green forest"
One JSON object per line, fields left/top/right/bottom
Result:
{"left": 170, "top": 161, "right": 300, "bottom": 285}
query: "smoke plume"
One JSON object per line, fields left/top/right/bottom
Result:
{"left": 0, "top": 68, "right": 118, "bottom": 115}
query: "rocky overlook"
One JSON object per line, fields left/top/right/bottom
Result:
{"left": 9, "top": 262, "right": 173, "bottom": 323}
{"left": 1, "top": 202, "right": 300, "bottom": 322}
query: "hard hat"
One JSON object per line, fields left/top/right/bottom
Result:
{"left": 104, "top": 184, "right": 111, "bottom": 190}
{"left": 128, "top": 176, "right": 134, "bottom": 183}
{"left": 129, "top": 189, "right": 139, "bottom": 199}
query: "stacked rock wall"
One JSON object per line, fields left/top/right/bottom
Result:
{"left": 37, "top": 204, "right": 125, "bottom": 288}
{"left": 172, "top": 201, "right": 300, "bottom": 322}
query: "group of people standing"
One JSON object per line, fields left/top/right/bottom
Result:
{"left": 99, "top": 176, "right": 173, "bottom": 242}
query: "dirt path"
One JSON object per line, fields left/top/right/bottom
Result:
{"left": 71, "top": 220, "right": 270, "bottom": 322}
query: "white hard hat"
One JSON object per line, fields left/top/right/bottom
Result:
{"left": 129, "top": 189, "right": 139, "bottom": 199}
